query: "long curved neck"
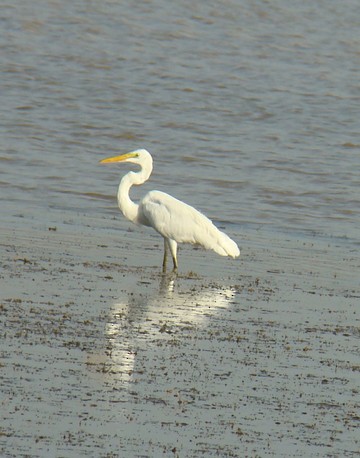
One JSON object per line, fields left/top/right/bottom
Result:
{"left": 117, "top": 160, "right": 152, "bottom": 224}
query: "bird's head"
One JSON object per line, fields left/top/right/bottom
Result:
{"left": 99, "top": 149, "right": 151, "bottom": 166}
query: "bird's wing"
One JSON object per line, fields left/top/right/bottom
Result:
{"left": 138, "top": 190, "right": 239, "bottom": 258}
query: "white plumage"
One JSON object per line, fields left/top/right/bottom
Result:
{"left": 100, "top": 149, "right": 240, "bottom": 271}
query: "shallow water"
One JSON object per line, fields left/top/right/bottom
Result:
{"left": 1, "top": 0, "right": 360, "bottom": 243}
{"left": 1, "top": 1, "right": 360, "bottom": 457}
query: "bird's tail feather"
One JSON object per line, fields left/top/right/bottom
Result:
{"left": 195, "top": 224, "right": 240, "bottom": 258}
{"left": 211, "top": 230, "right": 240, "bottom": 258}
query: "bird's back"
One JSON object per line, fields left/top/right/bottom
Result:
{"left": 138, "top": 190, "right": 240, "bottom": 258}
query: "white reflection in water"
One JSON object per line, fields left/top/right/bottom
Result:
{"left": 104, "top": 274, "right": 236, "bottom": 385}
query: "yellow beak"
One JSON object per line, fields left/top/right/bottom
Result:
{"left": 99, "top": 151, "right": 139, "bottom": 164}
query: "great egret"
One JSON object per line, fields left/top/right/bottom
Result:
{"left": 100, "top": 149, "right": 240, "bottom": 271}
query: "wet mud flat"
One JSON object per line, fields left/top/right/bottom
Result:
{"left": 0, "top": 227, "right": 359, "bottom": 457}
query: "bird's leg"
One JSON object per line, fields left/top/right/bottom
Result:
{"left": 167, "top": 239, "right": 178, "bottom": 272}
{"left": 162, "top": 238, "right": 168, "bottom": 273}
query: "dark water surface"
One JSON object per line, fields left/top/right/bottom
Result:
{"left": 1, "top": 1, "right": 360, "bottom": 457}
{"left": 1, "top": 0, "right": 359, "bottom": 241}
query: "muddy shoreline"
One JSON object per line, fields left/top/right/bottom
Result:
{"left": 1, "top": 226, "right": 359, "bottom": 457}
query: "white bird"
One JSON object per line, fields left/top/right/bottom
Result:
{"left": 100, "top": 149, "right": 240, "bottom": 272}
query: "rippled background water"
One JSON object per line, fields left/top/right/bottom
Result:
{"left": 1, "top": 0, "right": 359, "bottom": 243}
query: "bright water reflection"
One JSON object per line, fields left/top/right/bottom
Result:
{"left": 104, "top": 275, "right": 237, "bottom": 386}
